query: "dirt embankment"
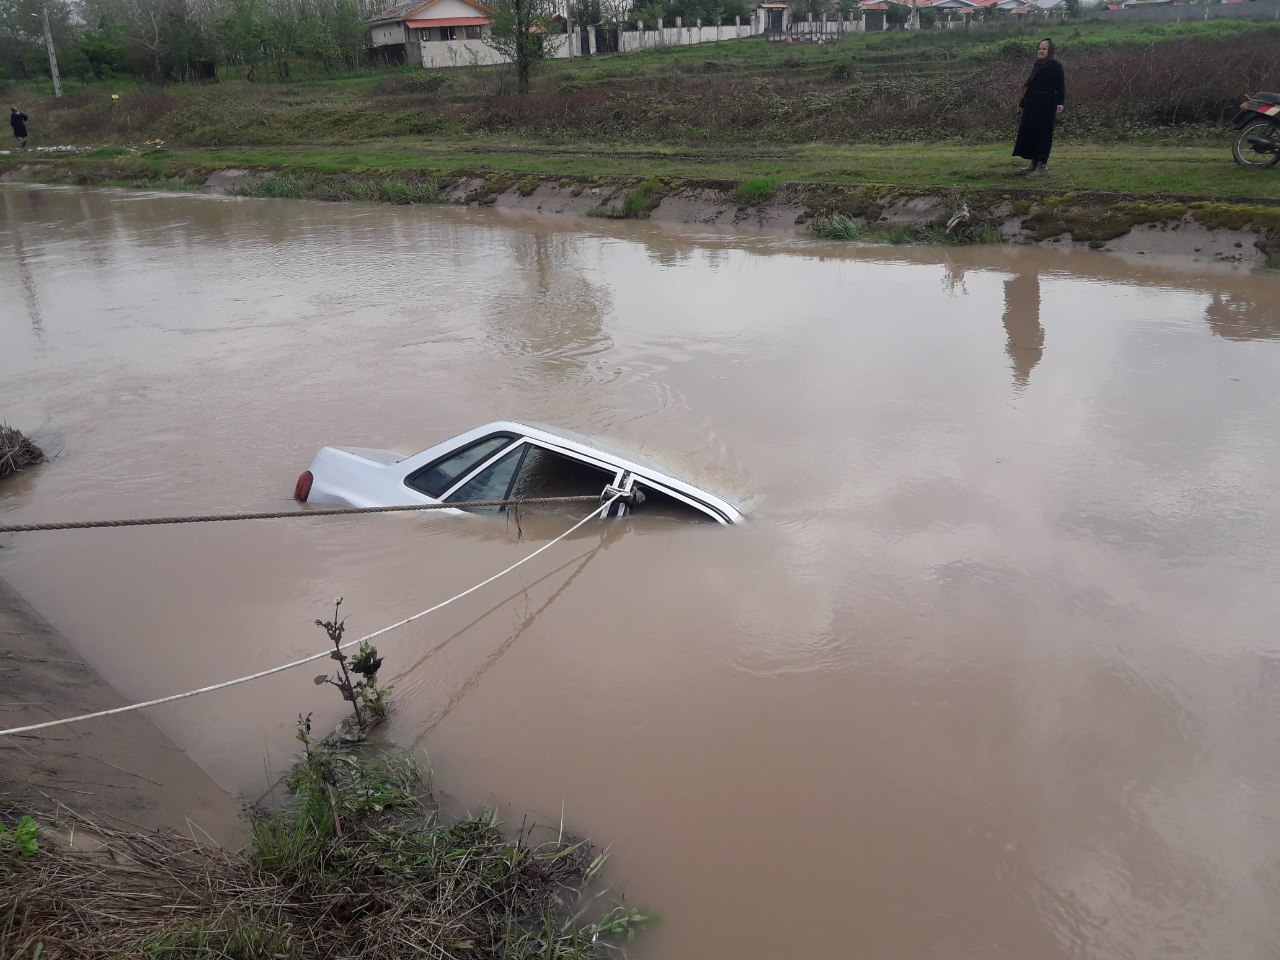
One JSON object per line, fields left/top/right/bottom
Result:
{"left": 438, "top": 174, "right": 1280, "bottom": 265}
{"left": 207, "top": 166, "right": 1280, "bottom": 265}
{"left": 0, "top": 576, "right": 245, "bottom": 846}
{"left": 6, "top": 162, "right": 1279, "bottom": 264}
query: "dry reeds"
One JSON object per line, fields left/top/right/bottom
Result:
{"left": 0, "top": 749, "right": 647, "bottom": 960}
{"left": 0, "top": 423, "right": 44, "bottom": 481}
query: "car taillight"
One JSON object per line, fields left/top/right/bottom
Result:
{"left": 294, "top": 470, "right": 313, "bottom": 502}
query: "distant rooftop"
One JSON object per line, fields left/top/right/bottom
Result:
{"left": 368, "top": 0, "right": 431, "bottom": 23}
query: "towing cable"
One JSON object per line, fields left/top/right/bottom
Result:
{"left": 0, "top": 494, "right": 624, "bottom": 737}
{"left": 0, "top": 494, "right": 625, "bottom": 534}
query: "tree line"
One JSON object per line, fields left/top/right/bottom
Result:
{"left": 2, "top": 0, "right": 777, "bottom": 86}
{"left": 1, "top": 0, "right": 374, "bottom": 83}
{"left": 5, "top": 0, "right": 900, "bottom": 90}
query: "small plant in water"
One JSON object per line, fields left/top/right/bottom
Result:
{"left": 313, "top": 597, "right": 392, "bottom": 736}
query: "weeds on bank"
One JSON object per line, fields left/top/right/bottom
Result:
{"left": 0, "top": 602, "right": 649, "bottom": 960}
{"left": 587, "top": 178, "right": 667, "bottom": 218}
{"left": 810, "top": 212, "right": 1001, "bottom": 246}
{"left": 237, "top": 172, "right": 441, "bottom": 204}
{"left": 735, "top": 176, "right": 782, "bottom": 206}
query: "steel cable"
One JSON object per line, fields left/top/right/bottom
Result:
{"left": 0, "top": 496, "right": 603, "bottom": 534}
{"left": 0, "top": 495, "right": 622, "bottom": 738}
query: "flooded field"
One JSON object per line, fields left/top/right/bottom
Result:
{"left": 3, "top": 184, "right": 1280, "bottom": 960}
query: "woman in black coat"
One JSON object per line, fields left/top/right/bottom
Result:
{"left": 10, "top": 107, "right": 28, "bottom": 150}
{"left": 1012, "top": 39, "right": 1065, "bottom": 177}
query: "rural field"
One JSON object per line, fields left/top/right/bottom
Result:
{"left": 3, "top": 19, "right": 1280, "bottom": 202}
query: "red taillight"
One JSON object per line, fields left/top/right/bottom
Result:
{"left": 294, "top": 470, "right": 314, "bottom": 502}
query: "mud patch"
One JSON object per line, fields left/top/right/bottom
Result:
{"left": 204, "top": 167, "right": 259, "bottom": 192}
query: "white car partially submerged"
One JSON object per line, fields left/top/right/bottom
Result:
{"left": 294, "top": 421, "right": 743, "bottom": 525}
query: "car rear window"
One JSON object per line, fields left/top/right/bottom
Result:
{"left": 406, "top": 435, "right": 515, "bottom": 498}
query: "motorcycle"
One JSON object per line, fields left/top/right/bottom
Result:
{"left": 1231, "top": 92, "right": 1280, "bottom": 169}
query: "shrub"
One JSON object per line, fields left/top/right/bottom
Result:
{"left": 375, "top": 71, "right": 451, "bottom": 96}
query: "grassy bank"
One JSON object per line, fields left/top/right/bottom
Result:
{"left": 1, "top": 742, "right": 646, "bottom": 959}
{"left": 3, "top": 18, "right": 1279, "bottom": 252}
{"left": 3, "top": 20, "right": 1278, "bottom": 151}
{"left": 9, "top": 138, "right": 1280, "bottom": 201}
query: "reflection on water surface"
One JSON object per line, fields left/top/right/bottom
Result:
{"left": 3, "top": 186, "right": 1280, "bottom": 960}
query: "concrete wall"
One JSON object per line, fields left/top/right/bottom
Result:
{"left": 1088, "top": 0, "right": 1280, "bottom": 21}
{"left": 788, "top": 14, "right": 867, "bottom": 35}
{"left": 618, "top": 20, "right": 756, "bottom": 52}
{"left": 418, "top": 15, "right": 867, "bottom": 66}
{"left": 420, "top": 40, "right": 508, "bottom": 67}
{"left": 371, "top": 22, "right": 406, "bottom": 45}
{"left": 420, "top": 34, "right": 572, "bottom": 67}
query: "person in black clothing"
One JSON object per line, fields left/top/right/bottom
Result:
{"left": 1012, "top": 39, "right": 1065, "bottom": 177}
{"left": 10, "top": 107, "right": 27, "bottom": 150}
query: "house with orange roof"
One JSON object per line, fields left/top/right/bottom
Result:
{"left": 369, "top": 0, "right": 494, "bottom": 65}
{"left": 372, "top": 0, "right": 858, "bottom": 67}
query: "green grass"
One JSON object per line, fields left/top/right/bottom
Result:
{"left": 735, "top": 175, "right": 783, "bottom": 205}
{"left": 1, "top": 744, "right": 649, "bottom": 960}
{"left": 810, "top": 212, "right": 1002, "bottom": 245}
{"left": 74, "top": 140, "right": 1276, "bottom": 200}
{"left": 538, "top": 18, "right": 1278, "bottom": 86}
{"left": 231, "top": 171, "right": 442, "bottom": 203}
{"left": 586, "top": 176, "right": 668, "bottom": 217}
{"left": 7, "top": 137, "right": 1280, "bottom": 211}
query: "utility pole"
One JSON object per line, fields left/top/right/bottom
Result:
{"left": 41, "top": 5, "right": 63, "bottom": 98}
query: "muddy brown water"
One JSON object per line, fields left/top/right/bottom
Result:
{"left": 4, "top": 184, "right": 1280, "bottom": 959}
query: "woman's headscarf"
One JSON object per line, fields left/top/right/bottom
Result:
{"left": 1023, "top": 38, "right": 1055, "bottom": 88}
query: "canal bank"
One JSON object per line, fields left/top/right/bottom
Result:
{"left": 5, "top": 159, "right": 1279, "bottom": 267}
{"left": 0, "top": 575, "right": 245, "bottom": 845}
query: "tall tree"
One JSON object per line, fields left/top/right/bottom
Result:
{"left": 217, "top": 0, "right": 267, "bottom": 78}
{"left": 114, "top": 0, "right": 216, "bottom": 81}
{"left": 0, "top": 0, "right": 73, "bottom": 81}
{"left": 481, "top": 0, "right": 563, "bottom": 94}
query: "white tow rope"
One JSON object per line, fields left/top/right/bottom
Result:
{"left": 0, "top": 496, "right": 620, "bottom": 738}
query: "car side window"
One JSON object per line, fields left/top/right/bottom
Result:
{"left": 632, "top": 481, "right": 718, "bottom": 523}
{"left": 407, "top": 435, "right": 514, "bottom": 498}
{"left": 446, "top": 444, "right": 617, "bottom": 510}
{"left": 447, "top": 447, "right": 525, "bottom": 505}
{"left": 511, "top": 446, "right": 616, "bottom": 499}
